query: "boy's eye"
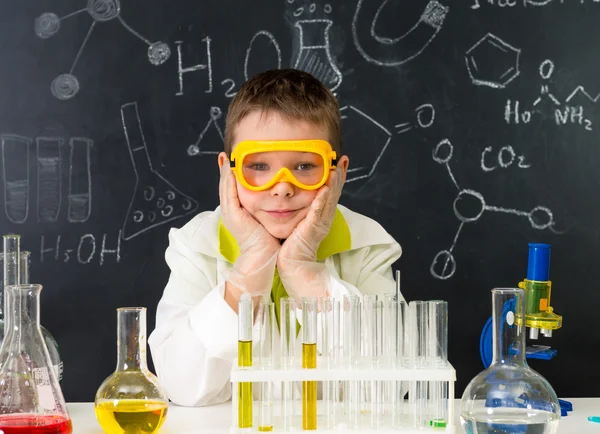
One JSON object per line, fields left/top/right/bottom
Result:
{"left": 296, "top": 163, "right": 316, "bottom": 171}
{"left": 245, "top": 163, "right": 269, "bottom": 171}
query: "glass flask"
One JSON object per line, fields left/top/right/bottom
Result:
{"left": 1, "top": 235, "right": 63, "bottom": 382}
{"left": 95, "top": 307, "right": 168, "bottom": 434}
{"left": 0, "top": 284, "right": 72, "bottom": 433}
{"left": 461, "top": 288, "right": 560, "bottom": 434}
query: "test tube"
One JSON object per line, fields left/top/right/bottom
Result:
{"left": 2, "top": 235, "right": 21, "bottom": 334}
{"left": 366, "top": 297, "right": 384, "bottom": 427}
{"left": 343, "top": 294, "right": 360, "bottom": 428}
{"left": 409, "top": 300, "right": 428, "bottom": 428}
{"left": 302, "top": 297, "right": 318, "bottom": 430}
{"left": 259, "top": 299, "right": 275, "bottom": 432}
{"left": 320, "top": 297, "right": 338, "bottom": 428}
{"left": 237, "top": 292, "right": 254, "bottom": 429}
{"left": 384, "top": 293, "right": 408, "bottom": 427}
{"left": 361, "top": 294, "right": 377, "bottom": 416}
{"left": 280, "top": 297, "right": 297, "bottom": 431}
{"left": 427, "top": 300, "right": 449, "bottom": 429}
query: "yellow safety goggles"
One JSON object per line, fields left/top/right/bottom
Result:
{"left": 230, "top": 140, "right": 337, "bottom": 191}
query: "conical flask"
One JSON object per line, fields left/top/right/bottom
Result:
{"left": 95, "top": 307, "right": 168, "bottom": 434}
{"left": 461, "top": 288, "right": 560, "bottom": 434}
{"left": 1, "top": 234, "right": 63, "bottom": 383}
{"left": 0, "top": 283, "right": 72, "bottom": 433}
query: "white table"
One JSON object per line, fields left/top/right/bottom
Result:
{"left": 68, "top": 398, "right": 599, "bottom": 433}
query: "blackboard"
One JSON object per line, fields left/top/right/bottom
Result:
{"left": 1, "top": 0, "right": 598, "bottom": 402}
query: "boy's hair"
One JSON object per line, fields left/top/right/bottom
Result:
{"left": 224, "top": 69, "right": 342, "bottom": 155}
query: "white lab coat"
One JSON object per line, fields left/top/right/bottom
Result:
{"left": 148, "top": 204, "right": 403, "bottom": 407}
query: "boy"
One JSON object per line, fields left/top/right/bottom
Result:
{"left": 148, "top": 69, "right": 402, "bottom": 406}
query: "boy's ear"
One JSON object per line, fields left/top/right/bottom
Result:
{"left": 218, "top": 152, "right": 228, "bottom": 170}
{"left": 337, "top": 155, "right": 350, "bottom": 184}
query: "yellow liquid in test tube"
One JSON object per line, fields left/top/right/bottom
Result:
{"left": 238, "top": 340, "right": 253, "bottom": 428}
{"left": 95, "top": 399, "right": 168, "bottom": 434}
{"left": 302, "top": 343, "right": 317, "bottom": 430}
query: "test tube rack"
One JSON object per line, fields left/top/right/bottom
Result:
{"left": 230, "top": 359, "right": 456, "bottom": 433}
{"left": 232, "top": 295, "right": 454, "bottom": 433}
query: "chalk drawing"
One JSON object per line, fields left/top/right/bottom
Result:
{"left": 353, "top": 0, "right": 449, "bottom": 67}
{"left": 36, "top": 137, "right": 63, "bottom": 223}
{"left": 121, "top": 102, "right": 199, "bottom": 241}
{"left": 36, "top": 0, "right": 171, "bottom": 100}
{"left": 187, "top": 107, "right": 224, "bottom": 156}
{"left": 465, "top": 33, "right": 520, "bottom": 89}
{"left": 430, "top": 138, "right": 559, "bottom": 280}
{"left": 68, "top": 138, "right": 93, "bottom": 223}
{"left": 1, "top": 135, "right": 31, "bottom": 224}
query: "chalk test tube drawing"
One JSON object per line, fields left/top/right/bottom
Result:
{"left": 36, "top": 137, "right": 63, "bottom": 223}
{"left": 340, "top": 105, "right": 391, "bottom": 183}
{"left": 1, "top": 135, "right": 31, "bottom": 224}
{"left": 35, "top": 0, "right": 171, "bottom": 100}
{"left": 68, "top": 138, "right": 93, "bottom": 223}
{"left": 187, "top": 107, "right": 224, "bottom": 156}
{"left": 294, "top": 19, "right": 343, "bottom": 91}
{"left": 465, "top": 33, "right": 521, "bottom": 89}
{"left": 352, "top": 0, "right": 449, "bottom": 67}
{"left": 430, "top": 139, "right": 559, "bottom": 280}
{"left": 121, "top": 102, "right": 199, "bottom": 241}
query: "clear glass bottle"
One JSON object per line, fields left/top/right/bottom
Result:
{"left": 95, "top": 307, "right": 168, "bottom": 434}
{"left": 0, "top": 284, "right": 72, "bottom": 433}
{"left": 1, "top": 235, "right": 63, "bottom": 382}
{"left": 461, "top": 288, "right": 560, "bottom": 434}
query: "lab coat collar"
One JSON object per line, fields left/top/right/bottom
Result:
{"left": 186, "top": 205, "right": 396, "bottom": 263}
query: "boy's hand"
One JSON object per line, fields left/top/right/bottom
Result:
{"left": 220, "top": 160, "right": 275, "bottom": 247}
{"left": 219, "top": 160, "right": 280, "bottom": 299}
{"left": 277, "top": 167, "right": 344, "bottom": 304}
{"left": 291, "top": 166, "right": 344, "bottom": 250}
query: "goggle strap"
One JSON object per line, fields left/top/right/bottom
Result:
{"left": 332, "top": 157, "right": 338, "bottom": 167}
{"left": 230, "top": 158, "right": 236, "bottom": 168}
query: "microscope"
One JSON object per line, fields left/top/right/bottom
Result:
{"left": 517, "top": 243, "right": 563, "bottom": 350}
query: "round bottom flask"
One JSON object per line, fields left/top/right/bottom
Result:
{"left": 461, "top": 288, "right": 560, "bottom": 434}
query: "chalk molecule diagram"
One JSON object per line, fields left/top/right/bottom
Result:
{"left": 340, "top": 102, "right": 435, "bottom": 183}
{"left": 187, "top": 107, "right": 225, "bottom": 157}
{"left": 352, "top": 0, "right": 449, "bottom": 67}
{"left": 465, "top": 33, "right": 521, "bottom": 89}
{"left": 35, "top": 0, "right": 171, "bottom": 100}
{"left": 429, "top": 138, "right": 559, "bottom": 281}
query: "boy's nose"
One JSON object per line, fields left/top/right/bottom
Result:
{"left": 269, "top": 181, "right": 295, "bottom": 198}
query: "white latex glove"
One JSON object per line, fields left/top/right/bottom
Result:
{"left": 277, "top": 166, "right": 344, "bottom": 306}
{"left": 219, "top": 160, "right": 280, "bottom": 297}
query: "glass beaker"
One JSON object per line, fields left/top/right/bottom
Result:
{"left": 1, "top": 234, "right": 63, "bottom": 382}
{"left": 0, "top": 284, "right": 72, "bottom": 433}
{"left": 95, "top": 307, "right": 168, "bottom": 434}
{"left": 460, "top": 288, "right": 560, "bottom": 434}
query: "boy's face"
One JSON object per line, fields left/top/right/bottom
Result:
{"left": 219, "top": 111, "right": 348, "bottom": 240}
